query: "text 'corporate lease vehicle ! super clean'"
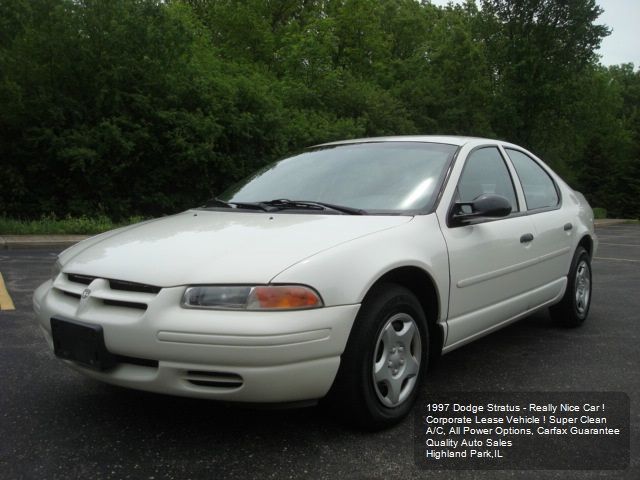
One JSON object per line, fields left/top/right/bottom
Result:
{"left": 33, "top": 136, "right": 596, "bottom": 429}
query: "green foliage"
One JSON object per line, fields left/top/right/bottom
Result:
{"left": 592, "top": 208, "right": 607, "bottom": 220}
{"left": 0, "top": 0, "right": 638, "bottom": 219}
{"left": 0, "top": 214, "right": 143, "bottom": 235}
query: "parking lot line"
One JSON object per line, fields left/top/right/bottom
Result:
{"left": 597, "top": 226, "right": 640, "bottom": 230}
{"left": 599, "top": 242, "right": 640, "bottom": 247}
{"left": 597, "top": 235, "right": 639, "bottom": 239}
{"left": 595, "top": 256, "right": 640, "bottom": 263}
{"left": 0, "top": 272, "right": 16, "bottom": 310}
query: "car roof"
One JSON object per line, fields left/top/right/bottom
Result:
{"left": 313, "top": 135, "right": 507, "bottom": 148}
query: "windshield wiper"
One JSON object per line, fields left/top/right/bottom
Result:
{"left": 204, "top": 198, "right": 366, "bottom": 214}
{"left": 261, "top": 199, "right": 366, "bottom": 215}
{"left": 203, "top": 198, "right": 273, "bottom": 212}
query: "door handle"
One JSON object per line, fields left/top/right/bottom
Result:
{"left": 564, "top": 223, "right": 573, "bottom": 231}
{"left": 520, "top": 233, "right": 534, "bottom": 243}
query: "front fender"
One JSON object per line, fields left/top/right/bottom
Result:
{"left": 270, "top": 214, "right": 450, "bottom": 320}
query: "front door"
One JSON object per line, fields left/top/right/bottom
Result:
{"left": 437, "top": 146, "right": 539, "bottom": 349}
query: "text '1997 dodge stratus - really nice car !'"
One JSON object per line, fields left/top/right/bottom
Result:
{"left": 33, "top": 136, "right": 597, "bottom": 429}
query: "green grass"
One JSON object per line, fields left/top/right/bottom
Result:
{"left": 592, "top": 207, "right": 607, "bottom": 219}
{"left": 0, "top": 215, "right": 145, "bottom": 235}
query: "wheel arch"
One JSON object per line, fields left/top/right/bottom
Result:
{"left": 578, "top": 234, "right": 594, "bottom": 258}
{"left": 365, "top": 266, "right": 444, "bottom": 361}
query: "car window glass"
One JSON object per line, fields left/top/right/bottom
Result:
{"left": 506, "top": 149, "right": 559, "bottom": 210}
{"left": 457, "top": 147, "right": 518, "bottom": 212}
{"left": 222, "top": 142, "right": 457, "bottom": 212}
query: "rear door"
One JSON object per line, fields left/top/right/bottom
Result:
{"left": 501, "top": 147, "right": 574, "bottom": 297}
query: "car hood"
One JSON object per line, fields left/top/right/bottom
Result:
{"left": 60, "top": 210, "right": 413, "bottom": 286}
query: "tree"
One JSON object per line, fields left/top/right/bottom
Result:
{"left": 0, "top": 0, "right": 638, "bottom": 220}
{"left": 478, "top": 0, "right": 610, "bottom": 163}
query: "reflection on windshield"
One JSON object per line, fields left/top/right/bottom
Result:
{"left": 220, "top": 142, "right": 457, "bottom": 213}
{"left": 400, "top": 177, "right": 435, "bottom": 209}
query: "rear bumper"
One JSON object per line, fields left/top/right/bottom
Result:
{"left": 33, "top": 279, "right": 360, "bottom": 402}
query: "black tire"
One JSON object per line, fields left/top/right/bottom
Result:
{"left": 324, "top": 283, "right": 429, "bottom": 430}
{"left": 550, "top": 246, "right": 592, "bottom": 327}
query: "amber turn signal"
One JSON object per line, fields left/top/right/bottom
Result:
{"left": 248, "top": 285, "right": 323, "bottom": 310}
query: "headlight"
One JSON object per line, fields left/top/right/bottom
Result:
{"left": 51, "top": 259, "right": 62, "bottom": 283}
{"left": 181, "top": 285, "right": 323, "bottom": 310}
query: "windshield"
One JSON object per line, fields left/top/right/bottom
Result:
{"left": 219, "top": 142, "right": 458, "bottom": 213}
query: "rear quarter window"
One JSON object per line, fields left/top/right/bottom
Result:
{"left": 505, "top": 149, "right": 559, "bottom": 210}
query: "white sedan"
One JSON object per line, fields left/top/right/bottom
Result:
{"left": 33, "top": 136, "right": 596, "bottom": 429}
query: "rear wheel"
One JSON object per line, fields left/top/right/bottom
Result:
{"left": 325, "top": 283, "right": 429, "bottom": 430}
{"left": 550, "top": 246, "right": 592, "bottom": 327}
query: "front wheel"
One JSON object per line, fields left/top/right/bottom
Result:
{"left": 550, "top": 246, "right": 592, "bottom": 327}
{"left": 325, "top": 283, "right": 429, "bottom": 430}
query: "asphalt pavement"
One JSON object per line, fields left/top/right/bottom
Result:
{"left": 0, "top": 224, "right": 638, "bottom": 479}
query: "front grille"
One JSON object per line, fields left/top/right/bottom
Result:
{"left": 67, "top": 273, "right": 93, "bottom": 285}
{"left": 102, "top": 299, "right": 147, "bottom": 310}
{"left": 108, "top": 279, "right": 161, "bottom": 294}
{"left": 185, "top": 370, "right": 243, "bottom": 389}
{"left": 56, "top": 273, "right": 161, "bottom": 315}
{"left": 67, "top": 273, "right": 161, "bottom": 294}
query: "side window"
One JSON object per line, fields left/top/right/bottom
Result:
{"left": 458, "top": 147, "right": 518, "bottom": 212}
{"left": 505, "top": 149, "right": 559, "bottom": 210}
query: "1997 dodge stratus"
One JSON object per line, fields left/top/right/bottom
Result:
{"left": 33, "top": 136, "right": 596, "bottom": 429}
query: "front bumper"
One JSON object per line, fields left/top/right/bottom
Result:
{"left": 33, "top": 276, "right": 359, "bottom": 403}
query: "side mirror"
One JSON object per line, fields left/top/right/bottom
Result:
{"left": 451, "top": 194, "right": 512, "bottom": 226}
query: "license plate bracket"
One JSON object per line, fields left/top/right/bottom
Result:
{"left": 50, "top": 317, "right": 117, "bottom": 371}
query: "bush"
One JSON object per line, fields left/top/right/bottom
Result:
{"left": 592, "top": 207, "right": 607, "bottom": 219}
{"left": 0, "top": 215, "right": 144, "bottom": 235}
